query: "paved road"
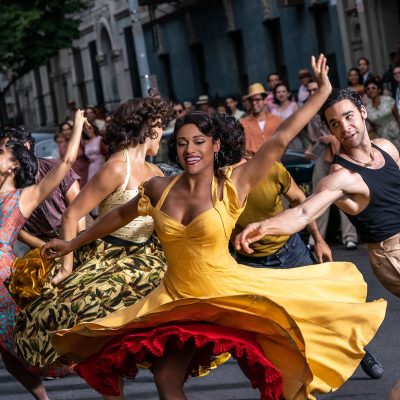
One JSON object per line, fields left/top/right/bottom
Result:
{"left": 1, "top": 244, "right": 399, "bottom": 399}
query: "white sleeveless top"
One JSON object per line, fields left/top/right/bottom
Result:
{"left": 98, "top": 149, "right": 154, "bottom": 243}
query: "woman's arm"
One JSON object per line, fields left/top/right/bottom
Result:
{"left": 42, "top": 194, "right": 141, "bottom": 260}
{"left": 20, "top": 110, "right": 86, "bottom": 218}
{"left": 17, "top": 230, "right": 46, "bottom": 249}
{"left": 232, "top": 54, "right": 332, "bottom": 203}
{"left": 51, "top": 160, "right": 126, "bottom": 285}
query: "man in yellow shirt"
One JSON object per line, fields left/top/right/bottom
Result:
{"left": 233, "top": 161, "right": 331, "bottom": 267}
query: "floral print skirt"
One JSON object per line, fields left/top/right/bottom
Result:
{"left": 13, "top": 234, "right": 166, "bottom": 368}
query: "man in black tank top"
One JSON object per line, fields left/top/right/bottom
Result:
{"left": 236, "top": 88, "right": 400, "bottom": 380}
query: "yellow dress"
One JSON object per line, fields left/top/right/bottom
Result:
{"left": 52, "top": 168, "right": 386, "bottom": 400}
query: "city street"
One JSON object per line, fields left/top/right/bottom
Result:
{"left": 1, "top": 243, "right": 399, "bottom": 400}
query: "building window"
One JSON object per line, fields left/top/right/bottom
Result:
{"left": 159, "top": 53, "right": 175, "bottom": 100}
{"left": 190, "top": 43, "right": 208, "bottom": 95}
{"left": 46, "top": 61, "right": 59, "bottom": 124}
{"left": 34, "top": 68, "right": 46, "bottom": 127}
{"left": 124, "top": 26, "right": 142, "bottom": 97}
{"left": 89, "top": 41, "right": 105, "bottom": 106}
{"left": 312, "top": 3, "right": 339, "bottom": 87}
{"left": 73, "top": 47, "right": 88, "bottom": 107}
{"left": 228, "top": 30, "right": 248, "bottom": 94}
{"left": 264, "top": 18, "right": 288, "bottom": 84}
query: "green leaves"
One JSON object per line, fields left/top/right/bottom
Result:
{"left": 0, "top": 0, "right": 87, "bottom": 84}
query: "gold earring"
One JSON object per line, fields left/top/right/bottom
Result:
{"left": 214, "top": 152, "right": 218, "bottom": 160}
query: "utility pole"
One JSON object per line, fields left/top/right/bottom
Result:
{"left": 127, "top": 0, "right": 152, "bottom": 96}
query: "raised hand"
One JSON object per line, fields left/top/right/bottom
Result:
{"left": 74, "top": 109, "right": 88, "bottom": 127}
{"left": 234, "top": 221, "right": 267, "bottom": 254}
{"left": 311, "top": 54, "right": 331, "bottom": 94}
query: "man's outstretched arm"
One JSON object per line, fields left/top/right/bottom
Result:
{"left": 235, "top": 175, "right": 345, "bottom": 254}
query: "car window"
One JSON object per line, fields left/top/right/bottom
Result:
{"left": 35, "top": 139, "right": 59, "bottom": 159}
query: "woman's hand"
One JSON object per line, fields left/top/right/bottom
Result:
{"left": 74, "top": 109, "right": 88, "bottom": 128}
{"left": 42, "top": 239, "right": 75, "bottom": 285}
{"left": 234, "top": 221, "right": 267, "bottom": 254}
{"left": 311, "top": 54, "right": 331, "bottom": 94}
{"left": 41, "top": 239, "right": 73, "bottom": 259}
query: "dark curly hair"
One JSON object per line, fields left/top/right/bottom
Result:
{"left": 364, "top": 77, "right": 383, "bottom": 94}
{"left": 103, "top": 97, "right": 173, "bottom": 153}
{"left": 5, "top": 140, "right": 38, "bottom": 188}
{"left": 0, "top": 127, "right": 35, "bottom": 149}
{"left": 320, "top": 88, "right": 364, "bottom": 127}
{"left": 168, "top": 111, "right": 245, "bottom": 172}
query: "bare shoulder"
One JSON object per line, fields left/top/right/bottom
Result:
{"left": 146, "top": 162, "right": 164, "bottom": 177}
{"left": 373, "top": 138, "right": 400, "bottom": 162}
{"left": 143, "top": 175, "right": 177, "bottom": 205}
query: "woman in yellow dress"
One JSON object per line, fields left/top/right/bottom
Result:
{"left": 42, "top": 55, "right": 386, "bottom": 400}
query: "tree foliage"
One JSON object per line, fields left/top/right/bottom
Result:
{"left": 0, "top": 0, "right": 87, "bottom": 90}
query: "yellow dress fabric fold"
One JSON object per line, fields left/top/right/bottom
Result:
{"left": 52, "top": 168, "right": 386, "bottom": 400}
{"left": 8, "top": 248, "right": 53, "bottom": 307}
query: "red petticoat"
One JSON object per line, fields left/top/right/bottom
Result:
{"left": 75, "top": 322, "right": 283, "bottom": 400}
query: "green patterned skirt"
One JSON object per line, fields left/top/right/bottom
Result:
{"left": 14, "top": 234, "right": 166, "bottom": 367}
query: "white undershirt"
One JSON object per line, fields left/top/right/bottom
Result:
{"left": 258, "top": 120, "right": 266, "bottom": 131}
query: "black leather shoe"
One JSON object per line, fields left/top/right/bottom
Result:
{"left": 361, "top": 350, "right": 384, "bottom": 379}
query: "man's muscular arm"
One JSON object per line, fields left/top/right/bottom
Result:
{"left": 235, "top": 170, "right": 349, "bottom": 254}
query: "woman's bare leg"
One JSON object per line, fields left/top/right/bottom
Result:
{"left": 1, "top": 350, "right": 49, "bottom": 400}
{"left": 153, "top": 343, "right": 196, "bottom": 400}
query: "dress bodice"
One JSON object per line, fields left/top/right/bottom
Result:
{"left": 0, "top": 190, "right": 25, "bottom": 249}
{"left": 99, "top": 149, "right": 154, "bottom": 243}
{"left": 0, "top": 190, "right": 26, "bottom": 276}
{"left": 138, "top": 167, "right": 245, "bottom": 291}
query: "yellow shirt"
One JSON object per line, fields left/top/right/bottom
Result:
{"left": 235, "top": 162, "right": 291, "bottom": 257}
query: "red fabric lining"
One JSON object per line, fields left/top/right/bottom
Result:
{"left": 75, "top": 323, "right": 283, "bottom": 400}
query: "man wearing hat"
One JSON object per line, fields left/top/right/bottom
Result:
{"left": 297, "top": 68, "right": 312, "bottom": 106}
{"left": 196, "top": 95, "right": 211, "bottom": 113}
{"left": 241, "top": 83, "right": 283, "bottom": 156}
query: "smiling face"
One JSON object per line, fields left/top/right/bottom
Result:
{"left": 176, "top": 124, "right": 220, "bottom": 174}
{"left": 365, "top": 83, "right": 380, "bottom": 99}
{"left": 0, "top": 145, "right": 17, "bottom": 177}
{"left": 348, "top": 69, "right": 361, "bottom": 85}
{"left": 324, "top": 99, "right": 368, "bottom": 149}
{"left": 275, "top": 84, "right": 289, "bottom": 103}
{"left": 61, "top": 123, "right": 73, "bottom": 140}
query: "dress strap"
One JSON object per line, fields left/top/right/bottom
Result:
{"left": 155, "top": 173, "right": 183, "bottom": 210}
{"left": 116, "top": 149, "right": 131, "bottom": 192}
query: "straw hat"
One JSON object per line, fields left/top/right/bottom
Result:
{"left": 196, "top": 95, "right": 209, "bottom": 105}
{"left": 247, "top": 83, "right": 267, "bottom": 98}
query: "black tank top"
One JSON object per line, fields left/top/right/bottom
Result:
{"left": 332, "top": 143, "right": 400, "bottom": 243}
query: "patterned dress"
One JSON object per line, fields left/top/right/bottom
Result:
{"left": 367, "top": 96, "right": 400, "bottom": 150}
{"left": 14, "top": 150, "right": 167, "bottom": 368}
{"left": 0, "top": 190, "right": 25, "bottom": 353}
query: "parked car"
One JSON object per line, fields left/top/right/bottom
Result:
{"left": 32, "top": 130, "right": 59, "bottom": 159}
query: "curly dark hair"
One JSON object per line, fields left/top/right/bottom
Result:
{"left": 364, "top": 77, "right": 383, "bottom": 94}
{"left": 5, "top": 140, "right": 38, "bottom": 188}
{"left": 320, "top": 88, "right": 364, "bottom": 127}
{"left": 103, "top": 97, "right": 173, "bottom": 153}
{"left": 168, "top": 111, "right": 245, "bottom": 172}
{"left": 0, "top": 127, "right": 35, "bottom": 149}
